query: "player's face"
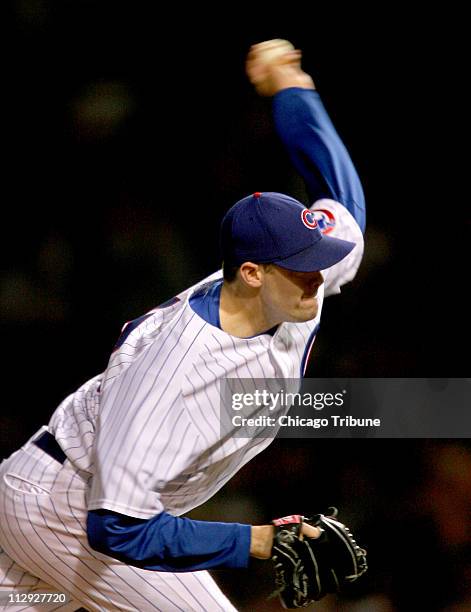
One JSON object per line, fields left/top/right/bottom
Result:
{"left": 260, "top": 265, "right": 324, "bottom": 323}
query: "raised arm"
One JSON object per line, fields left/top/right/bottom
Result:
{"left": 246, "top": 40, "right": 366, "bottom": 233}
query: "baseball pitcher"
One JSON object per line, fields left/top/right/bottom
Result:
{"left": 0, "top": 40, "right": 367, "bottom": 611}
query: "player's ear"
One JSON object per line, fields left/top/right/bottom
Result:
{"left": 238, "top": 262, "right": 263, "bottom": 288}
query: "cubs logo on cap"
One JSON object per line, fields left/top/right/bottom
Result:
{"left": 301, "top": 209, "right": 318, "bottom": 230}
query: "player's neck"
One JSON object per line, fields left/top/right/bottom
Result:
{"left": 219, "top": 281, "right": 279, "bottom": 338}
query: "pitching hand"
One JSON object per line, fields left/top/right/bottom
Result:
{"left": 246, "top": 39, "right": 315, "bottom": 96}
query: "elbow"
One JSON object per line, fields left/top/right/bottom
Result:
{"left": 86, "top": 509, "right": 167, "bottom": 565}
{"left": 86, "top": 509, "right": 134, "bottom": 559}
{"left": 87, "top": 510, "right": 113, "bottom": 556}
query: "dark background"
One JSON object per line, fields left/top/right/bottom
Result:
{"left": 2, "top": 2, "right": 470, "bottom": 610}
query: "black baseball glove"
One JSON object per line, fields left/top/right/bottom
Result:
{"left": 271, "top": 508, "right": 367, "bottom": 608}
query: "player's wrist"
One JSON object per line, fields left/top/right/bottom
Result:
{"left": 254, "top": 67, "right": 315, "bottom": 97}
{"left": 267, "top": 66, "right": 315, "bottom": 96}
{"left": 250, "top": 525, "right": 275, "bottom": 559}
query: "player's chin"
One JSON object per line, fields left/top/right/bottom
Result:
{"left": 295, "top": 297, "right": 319, "bottom": 321}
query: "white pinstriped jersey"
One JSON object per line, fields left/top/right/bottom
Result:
{"left": 47, "top": 199, "right": 363, "bottom": 520}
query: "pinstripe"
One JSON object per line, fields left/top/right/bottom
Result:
{"left": 48, "top": 458, "right": 64, "bottom": 492}
{"left": 208, "top": 336, "right": 253, "bottom": 414}
{"left": 161, "top": 434, "right": 202, "bottom": 507}
{"left": 0, "top": 556, "right": 15, "bottom": 582}
{"left": 289, "top": 323, "right": 306, "bottom": 364}
{"left": 60, "top": 441, "right": 94, "bottom": 466}
{"left": 160, "top": 421, "right": 192, "bottom": 482}
{"left": 35, "top": 453, "right": 55, "bottom": 487}
{"left": 97, "top": 305, "right": 188, "bottom": 460}
{"left": 182, "top": 375, "right": 213, "bottom": 449}
{"left": 63, "top": 464, "right": 231, "bottom": 612}
{"left": 229, "top": 337, "right": 256, "bottom": 382}
{"left": 192, "top": 361, "right": 220, "bottom": 429}
{"left": 192, "top": 364, "right": 221, "bottom": 432}
{"left": 103, "top": 313, "right": 202, "bottom": 504}
{"left": 210, "top": 333, "right": 246, "bottom": 379}
{"left": 170, "top": 573, "right": 212, "bottom": 612}
{"left": 60, "top": 413, "right": 92, "bottom": 429}
{"left": 58, "top": 475, "right": 176, "bottom": 611}
{"left": 2, "top": 482, "right": 93, "bottom": 608}
{"left": 199, "top": 340, "right": 243, "bottom": 398}
{"left": 62, "top": 471, "right": 171, "bottom": 612}
{"left": 123, "top": 321, "right": 206, "bottom": 507}
{"left": 54, "top": 436, "right": 88, "bottom": 452}
{"left": 27, "top": 498, "right": 108, "bottom": 609}
{"left": 187, "top": 572, "right": 230, "bottom": 612}
{"left": 11, "top": 448, "right": 37, "bottom": 478}
{"left": 124, "top": 394, "right": 184, "bottom": 507}
{"left": 0, "top": 472, "right": 26, "bottom": 567}
{"left": 271, "top": 335, "right": 293, "bottom": 377}
{"left": 126, "top": 314, "right": 202, "bottom": 419}
{"left": 14, "top": 455, "right": 103, "bottom": 608}
{"left": 55, "top": 416, "right": 89, "bottom": 437}
{"left": 186, "top": 374, "right": 221, "bottom": 445}
{"left": 244, "top": 339, "right": 274, "bottom": 380}
{"left": 36, "top": 496, "right": 125, "bottom": 611}
{"left": 198, "top": 350, "right": 239, "bottom": 455}
{"left": 243, "top": 341, "right": 284, "bottom": 415}
{"left": 139, "top": 401, "right": 188, "bottom": 486}
{"left": 94, "top": 313, "right": 175, "bottom": 452}
{"left": 198, "top": 340, "right": 244, "bottom": 447}
{"left": 0, "top": 551, "right": 39, "bottom": 603}
{"left": 180, "top": 372, "right": 254, "bottom": 503}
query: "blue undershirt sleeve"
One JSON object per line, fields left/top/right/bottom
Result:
{"left": 273, "top": 88, "right": 366, "bottom": 233}
{"left": 87, "top": 509, "right": 251, "bottom": 572}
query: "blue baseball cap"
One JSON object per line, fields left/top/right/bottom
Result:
{"left": 220, "top": 192, "right": 355, "bottom": 272}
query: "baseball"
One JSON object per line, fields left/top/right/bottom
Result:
{"left": 255, "top": 39, "right": 295, "bottom": 65}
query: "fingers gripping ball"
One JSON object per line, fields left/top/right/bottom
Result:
{"left": 253, "top": 39, "right": 295, "bottom": 65}
{"left": 271, "top": 509, "right": 367, "bottom": 608}
{"left": 247, "top": 39, "right": 298, "bottom": 96}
